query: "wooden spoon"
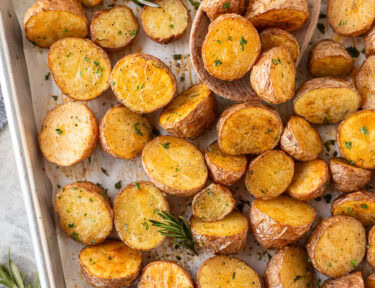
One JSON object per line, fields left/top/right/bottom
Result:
{"left": 190, "top": 0, "right": 321, "bottom": 102}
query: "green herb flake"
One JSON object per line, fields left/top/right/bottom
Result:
{"left": 45, "top": 72, "right": 51, "bottom": 80}
{"left": 161, "top": 142, "right": 170, "bottom": 149}
{"left": 213, "top": 59, "right": 222, "bottom": 66}
{"left": 169, "top": 24, "right": 174, "bottom": 29}
{"left": 142, "top": 221, "right": 149, "bottom": 230}
{"left": 338, "top": 20, "right": 348, "bottom": 26}
{"left": 345, "top": 207, "right": 353, "bottom": 213}
{"left": 135, "top": 123, "right": 143, "bottom": 136}
{"left": 130, "top": 30, "right": 138, "bottom": 36}
{"left": 361, "top": 203, "right": 368, "bottom": 209}
{"left": 361, "top": 126, "right": 369, "bottom": 135}
{"left": 72, "top": 232, "right": 79, "bottom": 241}
{"left": 240, "top": 36, "right": 247, "bottom": 51}
{"left": 115, "top": 181, "right": 122, "bottom": 189}
{"left": 223, "top": 1, "right": 230, "bottom": 8}
{"left": 345, "top": 141, "right": 352, "bottom": 150}
{"left": 101, "top": 167, "right": 109, "bottom": 176}
{"left": 188, "top": 0, "right": 200, "bottom": 9}
{"left": 293, "top": 275, "right": 302, "bottom": 282}
{"left": 52, "top": 95, "right": 58, "bottom": 101}
{"left": 174, "top": 54, "right": 182, "bottom": 60}
{"left": 323, "top": 116, "right": 329, "bottom": 124}
{"left": 118, "top": 30, "right": 122, "bottom": 35}
{"left": 56, "top": 128, "right": 63, "bottom": 135}
{"left": 67, "top": 223, "right": 75, "bottom": 228}
{"left": 272, "top": 59, "right": 278, "bottom": 65}
{"left": 351, "top": 259, "right": 357, "bottom": 268}
{"left": 89, "top": 198, "right": 93, "bottom": 202}
{"left": 135, "top": 182, "right": 140, "bottom": 191}
{"left": 232, "top": 272, "right": 236, "bottom": 280}
{"left": 84, "top": 56, "right": 90, "bottom": 63}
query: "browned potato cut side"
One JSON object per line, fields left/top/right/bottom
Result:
{"left": 111, "top": 53, "right": 176, "bottom": 114}
{"left": 366, "top": 274, "right": 375, "bottom": 288}
{"left": 307, "top": 215, "right": 366, "bottom": 278}
{"left": 79, "top": 240, "right": 142, "bottom": 288}
{"left": 113, "top": 182, "right": 169, "bottom": 250}
{"left": 54, "top": 182, "right": 113, "bottom": 245}
{"left": 192, "top": 183, "right": 235, "bottom": 221}
{"left": 287, "top": 159, "right": 330, "bottom": 201}
{"left": 264, "top": 246, "right": 313, "bottom": 288}
{"left": 260, "top": 28, "right": 300, "bottom": 61}
{"left": 39, "top": 102, "right": 98, "bottom": 166}
{"left": 23, "top": 0, "right": 88, "bottom": 48}
{"left": 191, "top": 211, "right": 248, "bottom": 254}
{"left": 323, "top": 272, "right": 364, "bottom": 288}
{"left": 81, "top": 0, "right": 102, "bottom": 7}
{"left": 368, "top": 227, "right": 375, "bottom": 269}
{"left": 245, "top": 150, "right": 295, "bottom": 199}
{"left": 365, "top": 27, "right": 375, "bottom": 56}
{"left": 197, "top": 256, "right": 261, "bottom": 288}
{"left": 138, "top": 261, "right": 194, "bottom": 288}
{"left": 202, "top": 14, "right": 261, "bottom": 81}
{"left": 251, "top": 196, "right": 316, "bottom": 249}
{"left": 141, "top": 0, "right": 189, "bottom": 44}
{"left": 218, "top": 103, "right": 283, "bottom": 155}
{"left": 48, "top": 38, "right": 111, "bottom": 101}
{"left": 159, "top": 83, "right": 216, "bottom": 139}
{"left": 355, "top": 56, "right": 375, "bottom": 109}
{"left": 250, "top": 47, "right": 296, "bottom": 104}
{"left": 201, "top": 0, "right": 246, "bottom": 21}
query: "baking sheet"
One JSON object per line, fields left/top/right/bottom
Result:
{"left": 11, "top": 0, "right": 374, "bottom": 286}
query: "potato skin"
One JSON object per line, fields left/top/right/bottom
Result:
{"left": 368, "top": 226, "right": 375, "bottom": 269}
{"left": 322, "top": 272, "right": 364, "bottom": 288}
{"left": 355, "top": 56, "right": 375, "bottom": 110}
{"left": 366, "top": 274, "right": 375, "bottom": 288}
{"left": 81, "top": 0, "right": 102, "bottom": 7}
{"left": 365, "top": 27, "right": 375, "bottom": 56}
{"left": 201, "top": 0, "right": 246, "bottom": 21}
{"left": 330, "top": 157, "right": 372, "bottom": 193}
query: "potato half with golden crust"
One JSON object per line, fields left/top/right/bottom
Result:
{"left": 367, "top": 274, "right": 375, "bottom": 288}
{"left": 192, "top": 183, "right": 235, "bottom": 221}
{"left": 251, "top": 196, "right": 316, "bottom": 249}
{"left": 245, "top": 150, "right": 295, "bottom": 199}
{"left": 245, "top": 0, "right": 309, "bottom": 32}
{"left": 205, "top": 141, "right": 248, "bottom": 186}
{"left": 281, "top": 116, "right": 323, "bottom": 161}
{"left": 114, "top": 182, "right": 169, "bottom": 251}
{"left": 99, "top": 105, "right": 152, "bottom": 160}
{"left": 201, "top": 0, "right": 246, "bottom": 21}
{"left": 80, "top": 0, "right": 102, "bottom": 7}
{"left": 293, "top": 77, "right": 360, "bottom": 124}
{"left": 79, "top": 240, "right": 142, "bottom": 288}
{"left": 191, "top": 210, "right": 248, "bottom": 254}
{"left": 287, "top": 159, "right": 330, "bottom": 201}
{"left": 323, "top": 272, "right": 364, "bottom": 288}
{"left": 217, "top": 103, "right": 283, "bottom": 155}
{"left": 337, "top": 110, "right": 375, "bottom": 169}
{"left": 355, "top": 56, "right": 375, "bottom": 110}
{"left": 111, "top": 53, "right": 176, "bottom": 114}
{"left": 159, "top": 83, "right": 216, "bottom": 139}
{"left": 260, "top": 28, "right": 300, "bottom": 61}
{"left": 142, "top": 135, "right": 208, "bottom": 196}
{"left": 90, "top": 6, "right": 138, "bottom": 52}
{"left": 332, "top": 191, "right": 375, "bottom": 226}
{"left": 367, "top": 226, "right": 375, "bottom": 269}
{"left": 308, "top": 39, "right": 354, "bottom": 77}
{"left": 330, "top": 157, "right": 372, "bottom": 193}
{"left": 197, "top": 256, "right": 262, "bottom": 288}
{"left": 250, "top": 47, "right": 296, "bottom": 104}
{"left": 141, "top": 0, "right": 189, "bottom": 44}
{"left": 307, "top": 215, "right": 366, "bottom": 278}
{"left": 39, "top": 102, "right": 98, "bottom": 166}
{"left": 264, "top": 246, "right": 314, "bottom": 288}
{"left": 54, "top": 182, "right": 113, "bottom": 245}
{"left": 328, "top": 0, "right": 375, "bottom": 37}
{"left": 23, "top": 0, "right": 88, "bottom": 48}
{"left": 48, "top": 38, "right": 111, "bottom": 101}
{"left": 202, "top": 14, "right": 261, "bottom": 81}
{"left": 138, "top": 261, "right": 194, "bottom": 288}
{"left": 365, "top": 27, "right": 375, "bottom": 57}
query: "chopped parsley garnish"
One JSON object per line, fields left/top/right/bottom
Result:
{"left": 351, "top": 259, "right": 357, "bottom": 268}
{"left": 344, "top": 141, "right": 352, "bottom": 150}
{"left": 93, "top": 61, "right": 99, "bottom": 66}
{"left": 72, "top": 232, "right": 79, "bottom": 241}
{"left": 135, "top": 123, "right": 143, "bottom": 136}
{"left": 130, "top": 30, "right": 138, "bottom": 36}
{"left": 338, "top": 20, "right": 348, "bottom": 26}
{"left": 361, "top": 126, "right": 369, "bottom": 135}
{"left": 135, "top": 182, "right": 140, "bottom": 190}
{"left": 223, "top": 1, "right": 230, "bottom": 8}
{"left": 323, "top": 116, "right": 329, "bottom": 124}
{"left": 324, "top": 140, "right": 335, "bottom": 152}
{"left": 160, "top": 142, "right": 170, "bottom": 149}
{"left": 293, "top": 275, "right": 302, "bottom": 282}
{"left": 240, "top": 36, "right": 247, "bottom": 51}
{"left": 208, "top": 146, "right": 214, "bottom": 152}
{"left": 67, "top": 223, "right": 75, "bottom": 228}
{"left": 115, "top": 181, "right": 122, "bottom": 189}
{"left": 84, "top": 56, "right": 90, "bottom": 63}
{"left": 52, "top": 95, "right": 58, "bottom": 101}
{"left": 232, "top": 272, "right": 236, "bottom": 280}
{"left": 66, "top": 52, "right": 71, "bottom": 57}
{"left": 169, "top": 24, "right": 174, "bottom": 29}
{"left": 213, "top": 59, "right": 222, "bottom": 66}
{"left": 152, "top": 63, "right": 161, "bottom": 69}
{"left": 101, "top": 167, "right": 109, "bottom": 176}
{"left": 361, "top": 203, "right": 368, "bottom": 209}
{"left": 45, "top": 72, "right": 51, "bottom": 80}
{"left": 118, "top": 30, "right": 122, "bottom": 35}
{"left": 265, "top": 128, "right": 273, "bottom": 134}
{"left": 272, "top": 59, "right": 278, "bottom": 65}
{"left": 56, "top": 128, "right": 63, "bottom": 135}
{"left": 142, "top": 221, "right": 149, "bottom": 230}
{"left": 89, "top": 198, "right": 93, "bottom": 202}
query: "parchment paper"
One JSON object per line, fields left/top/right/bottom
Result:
{"left": 11, "top": 0, "right": 374, "bottom": 286}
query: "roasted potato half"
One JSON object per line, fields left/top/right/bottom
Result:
{"left": 332, "top": 191, "right": 375, "bottom": 226}
{"left": 201, "top": 0, "right": 246, "bottom": 21}
{"left": 113, "top": 181, "right": 169, "bottom": 250}
{"left": 197, "top": 255, "right": 262, "bottom": 288}
{"left": 250, "top": 47, "right": 296, "bottom": 104}
{"left": 355, "top": 56, "right": 375, "bottom": 110}
{"left": 308, "top": 39, "right": 354, "bottom": 77}
{"left": 293, "top": 77, "right": 360, "bottom": 124}
{"left": 366, "top": 274, "right": 375, "bottom": 288}
{"left": 328, "top": 0, "right": 375, "bottom": 37}
{"left": 202, "top": 14, "right": 261, "bottom": 81}
{"left": 245, "top": 0, "right": 309, "bottom": 32}
{"left": 245, "top": 150, "right": 295, "bottom": 199}
{"left": 281, "top": 116, "right": 323, "bottom": 161}
{"left": 159, "top": 83, "right": 216, "bottom": 139}
{"left": 23, "top": 0, "right": 88, "bottom": 48}
{"left": 80, "top": 0, "right": 101, "bottom": 7}
{"left": 287, "top": 159, "right": 330, "bottom": 201}
{"left": 217, "top": 103, "right": 283, "bottom": 155}
{"left": 260, "top": 28, "right": 300, "bottom": 61}
{"left": 264, "top": 246, "right": 314, "bottom": 288}
{"left": 192, "top": 183, "right": 235, "bottom": 221}
{"left": 54, "top": 182, "right": 113, "bottom": 245}
{"left": 365, "top": 27, "right": 375, "bottom": 57}
{"left": 111, "top": 53, "right": 176, "bottom": 114}
{"left": 39, "top": 102, "right": 98, "bottom": 166}
{"left": 142, "top": 135, "right": 208, "bottom": 196}
{"left": 99, "top": 105, "right": 152, "bottom": 160}
{"left": 138, "top": 261, "right": 194, "bottom": 288}
{"left": 205, "top": 141, "right": 248, "bottom": 186}
{"left": 337, "top": 110, "right": 375, "bottom": 169}
{"left": 330, "top": 157, "right": 372, "bottom": 193}
{"left": 251, "top": 196, "right": 316, "bottom": 249}
{"left": 141, "top": 0, "right": 189, "bottom": 44}
{"left": 367, "top": 226, "right": 375, "bottom": 269}
{"left": 307, "top": 215, "right": 366, "bottom": 278}
{"left": 191, "top": 210, "right": 248, "bottom": 254}
{"left": 79, "top": 240, "right": 142, "bottom": 288}
{"left": 323, "top": 272, "right": 364, "bottom": 288}
{"left": 90, "top": 6, "right": 138, "bottom": 52}
{"left": 49, "top": 38, "right": 111, "bottom": 101}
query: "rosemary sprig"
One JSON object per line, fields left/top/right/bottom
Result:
{"left": 149, "top": 211, "right": 197, "bottom": 255}
{"left": 131, "top": 0, "right": 160, "bottom": 8}
{"left": 0, "top": 251, "right": 40, "bottom": 288}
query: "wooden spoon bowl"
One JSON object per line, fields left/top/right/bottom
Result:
{"left": 190, "top": 0, "right": 321, "bottom": 102}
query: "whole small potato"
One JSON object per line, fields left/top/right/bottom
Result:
{"left": 201, "top": 0, "right": 245, "bottom": 21}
